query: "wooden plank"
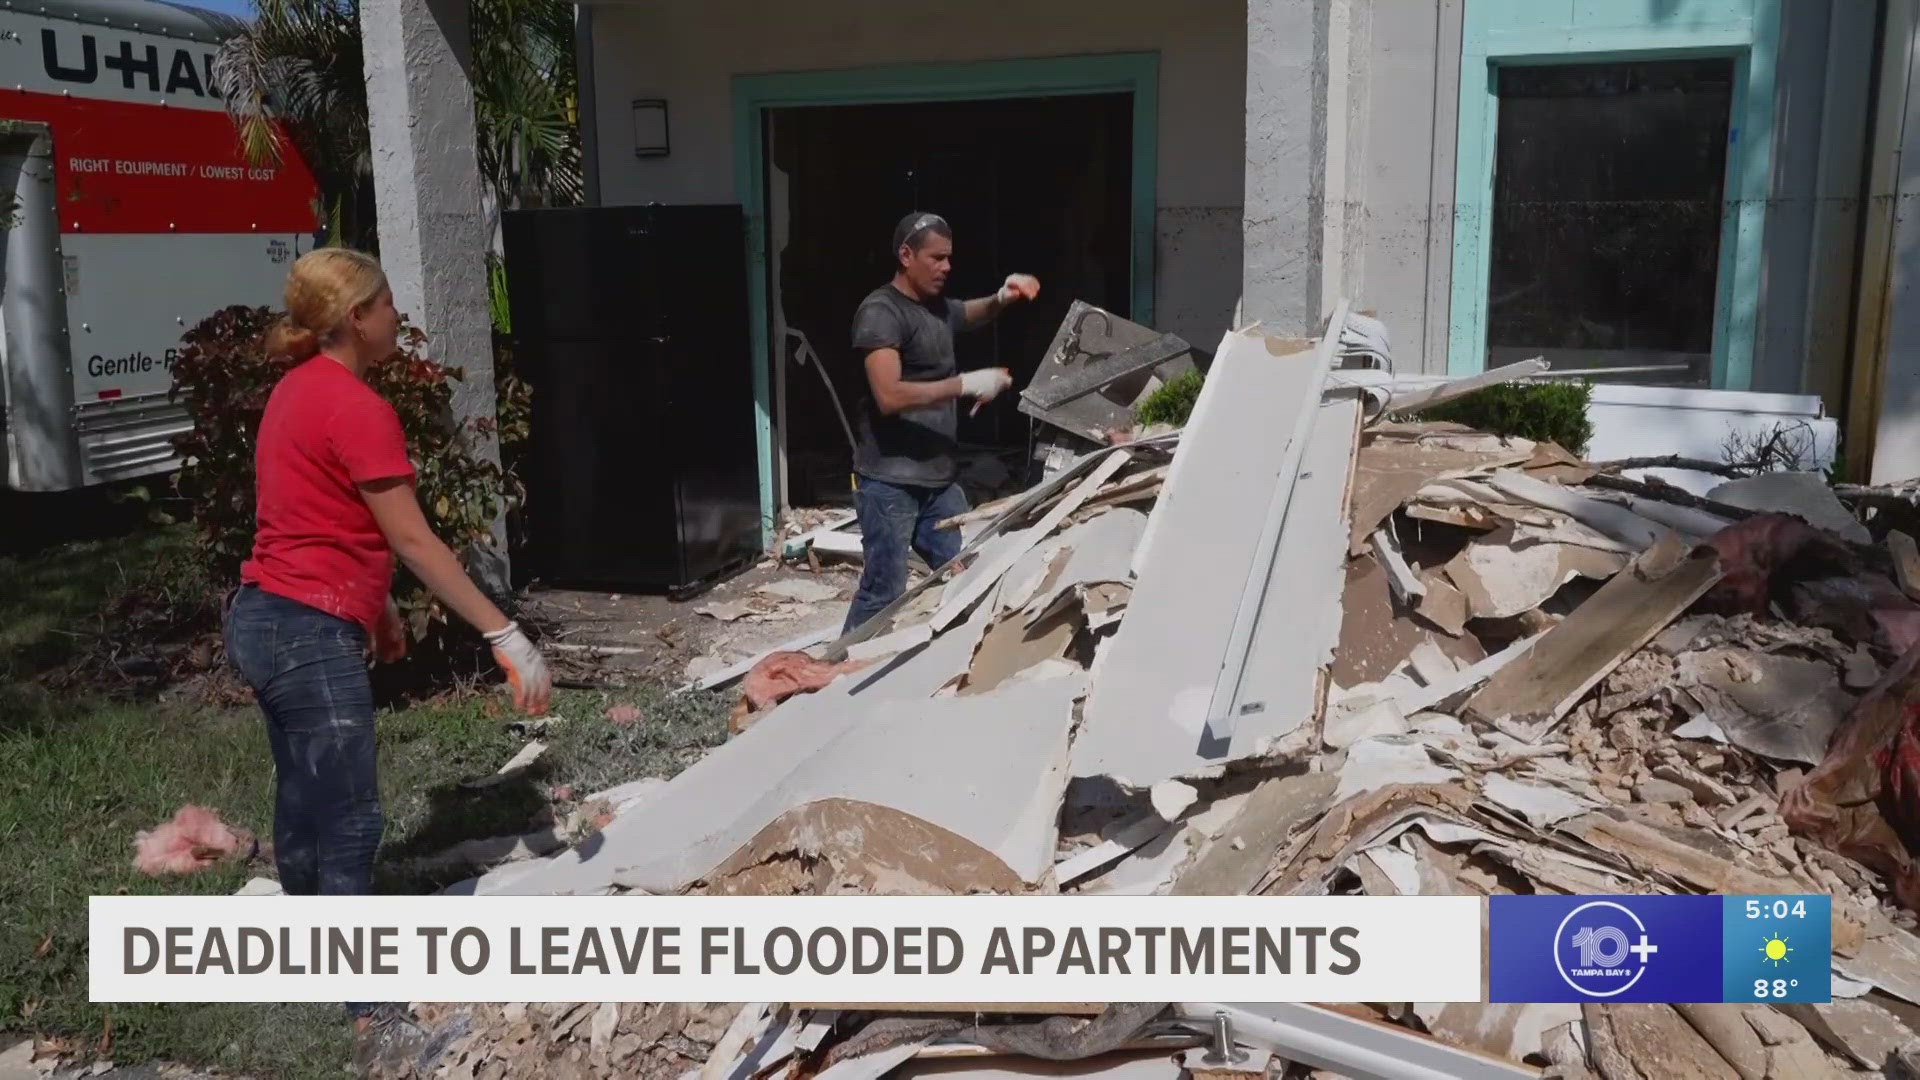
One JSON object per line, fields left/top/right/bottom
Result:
{"left": 1890, "top": 530, "right": 1920, "bottom": 602}
{"left": 1463, "top": 532, "right": 1723, "bottom": 742}
{"left": 1023, "top": 333, "right": 1192, "bottom": 410}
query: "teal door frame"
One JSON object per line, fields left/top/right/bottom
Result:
{"left": 732, "top": 51, "right": 1161, "bottom": 543}
{"left": 1446, "top": 0, "right": 1781, "bottom": 389}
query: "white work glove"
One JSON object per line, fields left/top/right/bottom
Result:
{"left": 996, "top": 273, "right": 1040, "bottom": 306}
{"left": 483, "top": 621, "right": 551, "bottom": 716}
{"left": 958, "top": 367, "right": 1014, "bottom": 415}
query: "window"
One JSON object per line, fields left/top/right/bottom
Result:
{"left": 1486, "top": 58, "right": 1735, "bottom": 385}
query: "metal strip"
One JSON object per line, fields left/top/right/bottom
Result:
{"left": 1203, "top": 298, "right": 1350, "bottom": 741}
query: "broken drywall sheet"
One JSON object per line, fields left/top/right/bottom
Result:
{"left": 1595, "top": 492, "right": 1736, "bottom": 541}
{"left": 1074, "top": 329, "right": 1331, "bottom": 788}
{"left": 1371, "top": 527, "right": 1426, "bottom": 603}
{"left": 1412, "top": 1002, "right": 1583, "bottom": 1064}
{"left": 816, "top": 1040, "right": 931, "bottom": 1080}
{"left": 844, "top": 623, "right": 935, "bottom": 664}
{"left": 1229, "top": 395, "right": 1363, "bottom": 759}
{"left": 1384, "top": 357, "right": 1549, "bottom": 415}
{"left": 486, "top": 606, "right": 999, "bottom": 897}
{"left": 1441, "top": 529, "right": 1627, "bottom": 620}
{"left": 1784, "top": 999, "right": 1916, "bottom": 1069}
{"left": 1675, "top": 648, "right": 1853, "bottom": 766}
{"left": 1481, "top": 773, "right": 1596, "bottom": 828}
{"left": 606, "top": 669, "right": 1086, "bottom": 893}
{"left": 1332, "top": 737, "right": 1462, "bottom": 803}
{"left": 1172, "top": 771, "right": 1339, "bottom": 896}
{"left": 1509, "top": 516, "right": 1639, "bottom": 556}
{"left": 1833, "top": 914, "right": 1920, "bottom": 1009}
{"left": 962, "top": 603, "right": 1083, "bottom": 697}
{"left": 933, "top": 451, "right": 1130, "bottom": 632}
{"left": 1334, "top": 557, "right": 1487, "bottom": 690}
{"left": 1709, "top": 471, "right": 1871, "bottom": 545}
{"left": 1585, "top": 1002, "right": 1741, "bottom": 1080}
{"left": 1055, "top": 811, "right": 1176, "bottom": 887}
{"left": 933, "top": 529, "right": 1038, "bottom": 624}
{"left": 998, "top": 538, "right": 1069, "bottom": 615}
{"left": 760, "top": 578, "right": 844, "bottom": 605}
{"left": 1323, "top": 696, "right": 1410, "bottom": 749}
{"left": 699, "top": 798, "right": 1027, "bottom": 896}
{"left": 1362, "top": 841, "right": 1422, "bottom": 895}
{"left": 1482, "top": 471, "right": 1666, "bottom": 551}
{"left": 1465, "top": 534, "right": 1724, "bottom": 741}
{"left": 1344, "top": 426, "right": 1534, "bottom": 554}
{"left": 1038, "top": 508, "right": 1147, "bottom": 596}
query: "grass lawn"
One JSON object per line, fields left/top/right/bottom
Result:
{"left": 0, "top": 525, "right": 731, "bottom": 1077}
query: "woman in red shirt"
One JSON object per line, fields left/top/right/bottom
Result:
{"left": 223, "top": 248, "right": 549, "bottom": 1040}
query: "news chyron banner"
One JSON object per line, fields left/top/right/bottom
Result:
{"left": 89, "top": 894, "right": 1832, "bottom": 1004}
{"left": 1489, "top": 894, "right": 1832, "bottom": 1004}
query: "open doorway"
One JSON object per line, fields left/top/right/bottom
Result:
{"left": 764, "top": 92, "right": 1134, "bottom": 509}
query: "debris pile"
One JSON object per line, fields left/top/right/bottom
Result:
{"left": 429, "top": 303, "right": 1920, "bottom": 1079}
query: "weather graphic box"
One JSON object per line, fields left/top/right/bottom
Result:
{"left": 1489, "top": 894, "right": 1830, "bottom": 1004}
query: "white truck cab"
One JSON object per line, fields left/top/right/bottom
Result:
{"left": 0, "top": 0, "right": 319, "bottom": 491}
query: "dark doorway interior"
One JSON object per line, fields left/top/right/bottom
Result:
{"left": 1487, "top": 58, "right": 1734, "bottom": 386}
{"left": 766, "top": 93, "right": 1134, "bottom": 507}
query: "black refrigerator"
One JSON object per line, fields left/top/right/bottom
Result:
{"left": 503, "top": 204, "right": 761, "bottom": 594}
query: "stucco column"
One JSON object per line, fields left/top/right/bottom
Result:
{"left": 1242, "top": 0, "right": 1330, "bottom": 335}
{"left": 359, "top": 0, "right": 508, "bottom": 587}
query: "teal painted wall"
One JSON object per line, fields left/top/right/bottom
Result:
{"left": 1448, "top": 0, "right": 1781, "bottom": 387}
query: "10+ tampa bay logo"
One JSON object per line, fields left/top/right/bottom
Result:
{"left": 1552, "top": 900, "right": 1660, "bottom": 997}
{"left": 1490, "top": 895, "right": 1721, "bottom": 1003}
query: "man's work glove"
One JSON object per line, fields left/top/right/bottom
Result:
{"left": 484, "top": 621, "right": 552, "bottom": 716}
{"left": 959, "top": 366, "right": 1014, "bottom": 415}
{"left": 997, "top": 274, "right": 1041, "bottom": 305}
{"left": 373, "top": 596, "right": 407, "bottom": 665}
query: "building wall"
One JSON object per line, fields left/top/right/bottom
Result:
{"left": 588, "top": 0, "right": 1247, "bottom": 348}
{"left": 1328, "top": 0, "right": 1872, "bottom": 397}
{"left": 1336, "top": 0, "right": 1463, "bottom": 374}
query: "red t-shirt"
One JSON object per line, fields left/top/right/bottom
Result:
{"left": 240, "top": 356, "right": 416, "bottom": 632}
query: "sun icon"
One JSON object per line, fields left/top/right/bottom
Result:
{"left": 1760, "top": 934, "right": 1792, "bottom": 967}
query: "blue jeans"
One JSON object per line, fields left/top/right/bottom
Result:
{"left": 223, "top": 584, "right": 382, "bottom": 1016}
{"left": 844, "top": 476, "right": 970, "bottom": 634}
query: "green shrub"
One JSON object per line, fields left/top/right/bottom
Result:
{"left": 170, "top": 305, "right": 520, "bottom": 647}
{"left": 1417, "top": 380, "right": 1595, "bottom": 455}
{"left": 1135, "top": 369, "right": 1206, "bottom": 427}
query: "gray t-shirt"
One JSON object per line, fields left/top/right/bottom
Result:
{"left": 851, "top": 284, "right": 972, "bottom": 487}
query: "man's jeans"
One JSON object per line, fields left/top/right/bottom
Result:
{"left": 843, "top": 476, "right": 970, "bottom": 634}
{"left": 224, "top": 584, "right": 382, "bottom": 1016}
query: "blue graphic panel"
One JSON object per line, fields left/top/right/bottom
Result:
{"left": 1490, "top": 895, "right": 1723, "bottom": 1003}
{"left": 1721, "top": 895, "right": 1830, "bottom": 1004}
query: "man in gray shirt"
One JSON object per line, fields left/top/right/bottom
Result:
{"left": 842, "top": 211, "right": 1039, "bottom": 633}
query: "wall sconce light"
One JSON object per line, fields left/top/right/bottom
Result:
{"left": 632, "top": 99, "right": 670, "bottom": 158}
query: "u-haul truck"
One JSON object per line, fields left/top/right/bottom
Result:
{"left": 0, "top": 0, "right": 319, "bottom": 491}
